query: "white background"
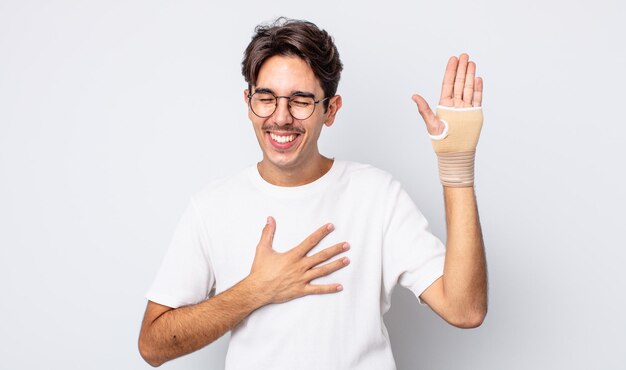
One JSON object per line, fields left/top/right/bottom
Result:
{"left": 1, "top": 0, "right": 625, "bottom": 369}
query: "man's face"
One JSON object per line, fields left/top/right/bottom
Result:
{"left": 244, "top": 55, "right": 341, "bottom": 173}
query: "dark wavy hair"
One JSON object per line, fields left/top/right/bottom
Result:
{"left": 242, "top": 17, "right": 343, "bottom": 110}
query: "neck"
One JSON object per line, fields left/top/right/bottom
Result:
{"left": 257, "top": 155, "right": 334, "bottom": 187}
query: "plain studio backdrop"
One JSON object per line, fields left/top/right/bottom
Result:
{"left": 1, "top": 0, "right": 625, "bottom": 369}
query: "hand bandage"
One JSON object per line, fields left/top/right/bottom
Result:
{"left": 429, "top": 106, "right": 483, "bottom": 187}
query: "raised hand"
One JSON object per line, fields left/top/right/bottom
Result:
{"left": 248, "top": 216, "right": 351, "bottom": 305}
{"left": 411, "top": 53, "right": 485, "bottom": 188}
{"left": 412, "top": 53, "right": 483, "bottom": 136}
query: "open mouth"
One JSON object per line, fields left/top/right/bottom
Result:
{"left": 266, "top": 131, "right": 302, "bottom": 150}
{"left": 270, "top": 133, "right": 297, "bottom": 143}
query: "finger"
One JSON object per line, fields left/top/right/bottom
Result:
{"left": 412, "top": 94, "right": 446, "bottom": 135}
{"left": 305, "top": 257, "right": 350, "bottom": 281}
{"left": 453, "top": 53, "right": 469, "bottom": 102}
{"left": 304, "top": 242, "right": 350, "bottom": 269}
{"left": 440, "top": 56, "right": 458, "bottom": 102}
{"left": 463, "top": 61, "right": 476, "bottom": 106}
{"left": 293, "top": 223, "right": 335, "bottom": 257}
{"left": 257, "top": 216, "right": 276, "bottom": 250}
{"left": 472, "top": 77, "right": 483, "bottom": 107}
{"left": 303, "top": 283, "right": 344, "bottom": 295}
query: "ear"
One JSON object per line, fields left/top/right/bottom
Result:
{"left": 323, "top": 95, "right": 342, "bottom": 127}
{"left": 243, "top": 89, "right": 250, "bottom": 105}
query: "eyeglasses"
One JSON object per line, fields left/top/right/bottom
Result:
{"left": 248, "top": 91, "right": 330, "bottom": 120}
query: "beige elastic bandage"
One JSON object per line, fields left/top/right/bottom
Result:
{"left": 430, "top": 106, "right": 483, "bottom": 188}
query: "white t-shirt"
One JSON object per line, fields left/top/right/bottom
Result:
{"left": 146, "top": 160, "right": 445, "bottom": 370}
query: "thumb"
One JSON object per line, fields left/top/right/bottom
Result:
{"left": 411, "top": 94, "right": 445, "bottom": 136}
{"left": 257, "top": 216, "right": 276, "bottom": 251}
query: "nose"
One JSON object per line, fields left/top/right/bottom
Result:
{"left": 272, "top": 97, "right": 293, "bottom": 126}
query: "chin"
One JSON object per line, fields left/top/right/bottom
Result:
{"left": 264, "top": 154, "right": 302, "bottom": 170}
{"left": 261, "top": 140, "right": 306, "bottom": 170}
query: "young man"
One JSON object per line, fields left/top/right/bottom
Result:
{"left": 139, "top": 18, "right": 487, "bottom": 369}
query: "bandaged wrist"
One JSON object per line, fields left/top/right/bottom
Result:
{"left": 430, "top": 106, "right": 483, "bottom": 188}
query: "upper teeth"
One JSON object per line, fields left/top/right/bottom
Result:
{"left": 270, "top": 133, "right": 296, "bottom": 143}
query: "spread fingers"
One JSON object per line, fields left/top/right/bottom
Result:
{"left": 304, "top": 242, "right": 350, "bottom": 269}
{"left": 293, "top": 223, "right": 335, "bottom": 257}
{"left": 303, "top": 283, "right": 344, "bottom": 295}
{"left": 304, "top": 257, "right": 351, "bottom": 281}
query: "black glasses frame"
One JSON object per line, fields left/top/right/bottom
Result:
{"left": 248, "top": 91, "right": 330, "bottom": 120}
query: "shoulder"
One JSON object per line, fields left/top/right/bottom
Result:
{"left": 190, "top": 166, "right": 255, "bottom": 207}
{"left": 339, "top": 160, "right": 398, "bottom": 187}
{"left": 334, "top": 160, "right": 406, "bottom": 205}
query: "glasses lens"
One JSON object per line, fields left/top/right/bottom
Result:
{"left": 250, "top": 93, "right": 277, "bottom": 118}
{"left": 289, "top": 96, "right": 316, "bottom": 120}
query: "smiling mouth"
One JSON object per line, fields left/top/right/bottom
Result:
{"left": 266, "top": 131, "right": 302, "bottom": 150}
{"left": 269, "top": 133, "right": 297, "bottom": 143}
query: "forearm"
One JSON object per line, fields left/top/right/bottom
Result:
{"left": 139, "top": 276, "right": 265, "bottom": 367}
{"left": 441, "top": 186, "right": 487, "bottom": 322}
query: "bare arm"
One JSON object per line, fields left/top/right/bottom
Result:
{"left": 420, "top": 186, "right": 487, "bottom": 328}
{"left": 138, "top": 278, "right": 263, "bottom": 367}
{"left": 412, "top": 54, "right": 488, "bottom": 328}
{"left": 138, "top": 217, "right": 350, "bottom": 367}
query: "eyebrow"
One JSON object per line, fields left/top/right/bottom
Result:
{"left": 291, "top": 90, "right": 316, "bottom": 98}
{"left": 254, "top": 87, "right": 316, "bottom": 99}
{"left": 254, "top": 87, "right": 274, "bottom": 94}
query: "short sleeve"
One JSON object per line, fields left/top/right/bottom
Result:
{"left": 145, "top": 197, "right": 216, "bottom": 308}
{"left": 382, "top": 180, "right": 445, "bottom": 305}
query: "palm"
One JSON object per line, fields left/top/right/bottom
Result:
{"left": 412, "top": 53, "right": 483, "bottom": 135}
{"left": 438, "top": 53, "right": 482, "bottom": 108}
